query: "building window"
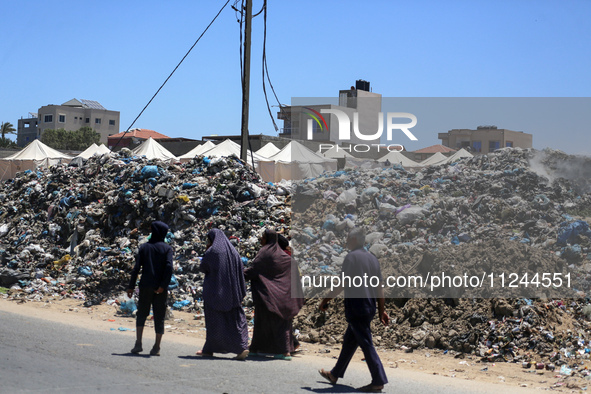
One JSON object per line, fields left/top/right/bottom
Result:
{"left": 489, "top": 141, "right": 500, "bottom": 152}
{"left": 85, "top": 118, "right": 90, "bottom": 123}
{"left": 472, "top": 141, "right": 481, "bottom": 153}
{"left": 506, "top": 141, "right": 513, "bottom": 147}
{"left": 109, "top": 119, "right": 116, "bottom": 126}
{"left": 95, "top": 118, "right": 101, "bottom": 124}
{"left": 44, "top": 114, "right": 53, "bottom": 123}
{"left": 58, "top": 114, "right": 66, "bottom": 123}
{"left": 24, "top": 122, "right": 30, "bottom": 128}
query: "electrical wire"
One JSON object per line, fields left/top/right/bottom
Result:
{"left": 112, "top": 0, "right": 231, "bottom": 150}
{"left": 261, "top": 0, "right": 280, "bottom": 132}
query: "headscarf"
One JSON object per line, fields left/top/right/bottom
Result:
{"left": 200, "top": 228, "right": 246, "bottom": 312}
{"left": 149, "top": 221, "right": 169, "bottom": 243}
{"left": 245, "top": 229, "right": 303, "bottom": 320}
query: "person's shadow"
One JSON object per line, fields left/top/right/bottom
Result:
{"left": 301, "top": 382, "right": 359, "bottom": 393}
{"left": 111, "top": 352, "right": 151, "bottom": 358}
{"left": 177, "top": 355, "right": 285, "bottom": 362}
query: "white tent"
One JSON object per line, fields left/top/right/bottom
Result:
{"left": 258, "top": 141, "right": 337, "bottom": 182}
{"left": 0, "top": 140, "right": 73, "bottom": 180}
{"left": 317, "top": 145, "right": 354, "bottom": 159}
{"left": 200, "top": 139, "right": 266, "bottom": 167}
{"left": 255, "top": 142, "right": 280, "bottom": 158}
{"left": 420, "top": 151, "right": 448, "bottom": 166}
{"left": 178, "top": 141, "right": 216, "bottom": 162}
{"left": 131, "top": 137, "right": 178, "bottom": 163}
{"left": 76, "top": 143, "right": 111, "bottom": 159}
{"left": 441, "top": 148, "right": 473, "bottom": 164}
{"left": 377, "top": 151, "right": 422, "bottom": 168}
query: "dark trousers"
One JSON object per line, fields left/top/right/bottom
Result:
{"left": 136, "top": 287, "right": 167, "bottom": 334}
{"left": 331, "top": 315, "right": 388, "bottom": 386}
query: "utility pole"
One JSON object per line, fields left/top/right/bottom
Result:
{"left": 240, "top": 0, "right": 252, "bottom": 161}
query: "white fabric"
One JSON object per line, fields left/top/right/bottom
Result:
{"left": 377, "top": 151, "right": 422, "bottom": 167}
{"left": 255, "top": 142, "right": 280, "bottom": 158}
{"left": 317, "top": 145, "right": 354, "bottom": 159}
{"left": 200, "top": 139, "right": 266, "bottom": 167}
{"left": 440, "top": 148, "right": 473, "bottom": 164}
{"left": 0, "top": 140, "right": 73, "bottom": 180}
{"left": 76, "top": 143, "right": 99, "bottom": 159}
{"left": 257, "top": 141, "right": 337, "bottom": 182}
{"left": 344, "top": 158, "right": 382, "bottom": 169}
{"left": 178, "top": 141, "right": 216, "bottom": 162}
{"left": 420, "top": 152, "right": 448, "bottom": 166}
{"left": 76, "top": 143, "right": 110, "bottom": 159}
{"left": 96, "top": 144, "right": 111, "bottom": 156}
{"left": 131, "top": 137, "right": 178, "bottom": 163}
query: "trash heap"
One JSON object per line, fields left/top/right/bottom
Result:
{"left": 291, "top": 147, "right": 591, "bottom": 365}
{"left": 0, "top": 150, "right": 290, "bottom": 306}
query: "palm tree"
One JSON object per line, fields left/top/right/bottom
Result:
{"left": 0, "top": 122, "right": 16, "bottom": 140}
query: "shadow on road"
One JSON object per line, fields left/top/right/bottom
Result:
{"left": 111, "top": 352, "right": 151, "bottom": 358}
{"left": 177, "top": 355, "right": 298, "bottom": 363}
{"left": 301, "top": 382, "right": 359, "bottom": 393}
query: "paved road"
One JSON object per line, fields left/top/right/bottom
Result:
{"left": 0, "top": 310, "right": 513, "bottom": 393}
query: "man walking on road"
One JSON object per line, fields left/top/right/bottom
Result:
{"left": 318, "top": 227, "right": 389, "bottom": 393}
{"left": 127, "top": 221, "right": 174, "bottom": 356}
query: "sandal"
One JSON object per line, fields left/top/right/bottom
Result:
{"left": 357, "top": 384, "right": 384, "bottom": 393}
{"left": 274, "top": 354, "right": 292, "bottom": 361}
{"left": 235, "top": 350, "right": 249, "bottom": 361}
{"left": 195, "top": 350, "right": 213, "bottom": 357}
{"left": 318, "top": 369, "right": 337, "bottom": 384}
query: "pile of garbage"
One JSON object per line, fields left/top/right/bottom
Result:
{"left": 0, "top": 150, "right": 290, "bottom": 307}
{"left": 291, "top": 147, "right": 591, "bottom": 364}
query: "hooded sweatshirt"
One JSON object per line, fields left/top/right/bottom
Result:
{"left": 128, "top": 221, "right": 174, "bottom": 290}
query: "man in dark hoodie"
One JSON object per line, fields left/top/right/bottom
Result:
{"left": 127, "top": 221, "right": 174, "bottom": 356}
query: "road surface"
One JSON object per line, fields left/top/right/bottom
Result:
{"left": 0, "top": 309, "right": 521, "bottom": 393}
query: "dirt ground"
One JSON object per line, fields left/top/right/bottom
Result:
{"left": 2, "top": 296, "right": 590, "bottom": 392}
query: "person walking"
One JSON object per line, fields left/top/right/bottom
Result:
{"left": 127, "top": 221, "right": 174, "bottom": 356}
{"left": 245, "top": 229, "right": 303, "bottom": 360}
{"left": 318, "top": 227, "right": 389, "bottom": 392}
{"left": 196, "top": 229, "right": 249, "bottom": 360}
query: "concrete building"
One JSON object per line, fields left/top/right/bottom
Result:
{"left": 277, "top": 80, "right": 382, "bottom": 149}
{"left": 17, "top": 113, "right": 39, "bottom": 147}
{"left": 17, "top": 99, "right": 120, "bottom": 146}
{"left": 438, "top": 126, "right": 533, "bottom": 154}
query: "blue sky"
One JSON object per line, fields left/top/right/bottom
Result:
{"left": 2, "top": 1, "right": 590, "bottom": 153}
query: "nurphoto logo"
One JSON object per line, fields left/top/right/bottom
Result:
{"left": 306, "top": 109, "right": 418, "bottom": 153}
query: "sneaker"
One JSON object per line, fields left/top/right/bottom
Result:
{"left": 150, "top": 347, "right": 160, "bottom": 356}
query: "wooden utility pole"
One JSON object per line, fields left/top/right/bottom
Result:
{"left": 240, "top": 0, "right": 252, "bottom": 161}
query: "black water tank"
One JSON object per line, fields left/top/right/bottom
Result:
{"left": 355, "top": 79, "right": 370, "bottom": 91}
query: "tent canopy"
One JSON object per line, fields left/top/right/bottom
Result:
{"left": 131, "top": 137, "right": 178, "bottom": 163}
{"left": 441, "top": 148, "right": 473, "bottom": 164}
{"left": 255, "top": 142, "right": 280, "bottom": 158}
{"left": 5, "top": 139, "right": 72, "bottom": 161}
{"left": 76, "top": 143, "right": 111, "bottom": 159}
{"left": 420, "top": 151, "right": 448, "bottom": 166}
{"left": 317, "top": 145, "right": 354, "bottom": 159}
{"left": 0, "top": 140, "right": 72, "bottom": 180}
{"left": 201, "top": 139, "right": 266, "bottom": 167}
{"left": 258, "top": 141, "right": 337, "bottom": 182}
{"left": 377, "top": 150, "right": 422, "bottom": 167}
{"left": 178, "top": 141, "right": 216, "bottom": 161}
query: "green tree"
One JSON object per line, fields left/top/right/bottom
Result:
{"left": 0, "top": 121, "right": 16, "bottom": 140}
{"left": 41, "top": 127, "right": 100, "bottom": 150}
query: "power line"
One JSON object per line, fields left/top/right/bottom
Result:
{"left": 112, "top": 0, "right": 231, "bottom": 150}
